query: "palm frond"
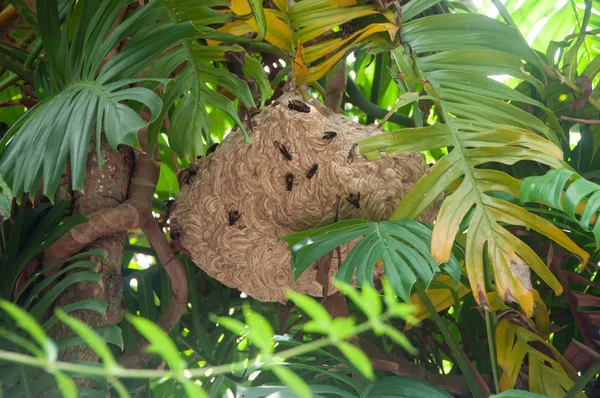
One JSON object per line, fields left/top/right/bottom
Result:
{"left": 359, "top": 13, "right": 588, "bottom": 315}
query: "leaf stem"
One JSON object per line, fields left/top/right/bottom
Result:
{"left": 566, "top": 357, "right": 600, "bottom": 398}
{"left": 416, "top": 286, "right": 489, "bottom": 398}
{"left": 483, "top": 251, "right": 500, "bottom": 394}
{"left": 484, "top": 311, "right": 500, "bottom": 393}
{"left": 0, "top": 310, "right": 389, "bottom": 382}
{"left": 346, "top": 77, "right": 414, "bottom": 126}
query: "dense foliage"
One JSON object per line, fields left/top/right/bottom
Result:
{"left": 0, "top": 0, "right": 600, "bottom": 397}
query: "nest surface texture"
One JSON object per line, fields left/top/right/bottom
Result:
{"left": 171, "top": 92, "right": 433, "bottom": 302}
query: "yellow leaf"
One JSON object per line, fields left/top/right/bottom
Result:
{"left": 230, "top": 0, "right": 251, "bottom": 15}
{"left": 210, "top": 10, "right": 292, "bottom": 52}
{"left": 207, "top": 20, "right": 254, "bottom": 47}
{"left": 293, "top": 41, "right": 308, "bottom": 87}
{"left": 533, "top": 290, "right": 550, "bottom": 339}
{"left": 246, "top": 9, "right": 292, "bottom": 51}
{"left": 407, "top": 274, "right": 470, "bottom": 330}
{"left": 289, "top": 0, "right": 357, "bottom": 16}
{"left": 496, "top": 318, "right": 583, "bottom": 397}
{"left": 294, "top": 5, "right": 381, "bottom": 43}
{"left": 306, "top": 23, "right": 397, "bottom": 82}
{"left": 273, "top": 0, "right": 288, "bottom": 12}
{"left": 305, "top": 22, "right": 397, "bottom": 64}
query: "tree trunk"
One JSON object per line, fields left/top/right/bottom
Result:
{"left": 50, "top": 141, "right": 133, "bottom": 363}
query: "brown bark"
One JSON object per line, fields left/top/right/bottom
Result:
{"left": 50, "top": 141, "right": 133, "bottom": 363}
{"left": 45, "top": 130, "right": 188, "bottom": 369}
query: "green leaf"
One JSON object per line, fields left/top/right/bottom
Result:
{"left": 242, "top": 54, "right": 272, "bottom": 107}
{"left": 285, "top": 290, "right": 332, "bottom": 323}
{"left": 55, "top": 324, "right": 124, "bottom": 352}
{"left": 54, "top": 371, "right": 78, "bottom": 398}
{"left": 521, "top": 169, "right": 600, "bottom": 247}
{"left": 379, "top": 324, "right": 416, "bottom": 354}
{"left": 0, "top": 300, "right": 57, "bottom": 360}
{"left": 490, "top": 391, "right": 552, "bottom": 398}
{"left": 42, "top": 299, "right": 108, "bottom": 331}
{"left": 0, "top": 1, "right": 197, "bottom": 198}
{"left": 30, "top": 271, "right": 102, "bottom": 320}
{"left": 366, "top": 376, "right": 453, "bottom": 397}
{"left": 282, "top": 220, "right": 450, "bottom": 302}
{"left": 127, "top": 314, "right": 186, "bottom": 371}
{"left": 55, "top": 310, "right": 120, "bottom": 368}
{"left": 338, "top": 342, "right": 373, "bottom": 379}
{"left": 0, "top": 176, "right": 11, "bottom": 222}
{"left": 214, "top": 316, "right": 247, "bottom": 338}
{"left": 243, "top": 303, "right": 274, "bottom": 356}
{"left": 248, "top": 0, "right": 267, "bottom": 41}
{"left": 328, "top": 317, "right": 356, "bottom": 340}
{"left": 360, "top": 17, "right": 590, "bottom": 314}
{"left": 270, "top": 366, "right": 312, "bottom": 398}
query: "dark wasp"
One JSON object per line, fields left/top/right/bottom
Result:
{"left": 347, "top": 143, "right": 358, "bottom": 164}
{"left": 322, "top": 131, "right": 337, "bottom": 142}
{"left": 288, "top": 100, "right": 311, "bottom": 113}
{"left": 228, "top": 210, "right": 242, "bottom": 226}
{"left": 305, "top": 164, "right": 318, "bottom": 179}
{"left": 346, "top": 192, "right": 361, "bottom": 209}
{"left": 285, "top": 173, "right": 295, "bottom": 191}
{"left": 273, "top": 140, "right": 292, "bottom": 161}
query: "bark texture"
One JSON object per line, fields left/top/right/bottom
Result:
{"left": 50, "top": 142, "right": 133, "bottom": 363}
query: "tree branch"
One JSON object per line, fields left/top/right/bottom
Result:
{"left": 346, "top": 77, "right": 414, "bottom": 127}
{"left": 559, "top": 116, "right": 600, "bottom": 125}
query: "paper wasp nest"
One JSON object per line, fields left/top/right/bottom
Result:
{"left": 170, "top": 93, "right": 434, "bottom": 302}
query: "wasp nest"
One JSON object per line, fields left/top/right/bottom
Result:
{"left": 170, "top": 92, "right": 434, "bottom": 302}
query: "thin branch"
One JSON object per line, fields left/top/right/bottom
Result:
{"left": 346, "top": 77, "right": 414, "bottom": 126}
{"left": 559, "top": 116, "right": 600, "bottom": 125}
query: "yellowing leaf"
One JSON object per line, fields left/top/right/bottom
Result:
{"left": 306, "top": 23, "right": 397, "bottom": 82}
{"left": 273, "top": 0, "right": 288, "bottom": 12}
{"left": 208, "top": 20, "right": 254, "bottom": 47}
{"left": 407, "top": 274, "right": 470, "bottom": 330}
{"left": 289, "top": 0, "right": 357, "bottom": 17}
{"left": 305, "top": 22, "right": 397, "bottom": 64}
{"left": 246, "top": 9, "right": 292, "bottom": 51}
{"left": 533, "top": 290, "right": 550, "bottom": 339}
{"left": 230, "top": 0, "right": 252, "bottom": 15}
{"left": 293, "top": 41, "right": 308, "bottom": 87}
{"left": 293, "top": 5, "right": 381, "bottom": 43}
{"left": 496, "top": 318, "right": 583, "bottom": 397}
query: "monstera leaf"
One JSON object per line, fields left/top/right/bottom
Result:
{"left": 521, "top": 169, "right": 600, "bottom": 247}
{"left": 495, "top": 315, "right": 583, "bottom": 397}
{"left": 359, "top": 13, "right": 589, "bottom": 315}
{"left": 281, "top": 219, "right": 460, "bottom": 302}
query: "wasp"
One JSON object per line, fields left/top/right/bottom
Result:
{"left": 207, "top": 142, "right": 219, "bottom": 155}
{"left": 228, "top": 210, "right": 242, "bottom": 226}
{"left": 306, "top": 163, "right": 318, "bottom": 179}
{"left": 322, "top": 131, "right": 337, "bottom": 141}
{"left": 346, "top": 192, "right": 361, "bottom": 209}
{"left": 288, "top": 100, "right": 311, "bottom": 113}
{"left": 178, "top": 164, "right": 198, "bottom": 186}
{"left": 340, "top": 20, "right": 356, "bottom": 39}
{"left": 285, "top": 173, "right": 294, "bottom": 191}
{"left": 273, "top": 140, "right": 292, "bottom": 161}
{"left": 347, "top": 143, "right": 358, "bottom": 164}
